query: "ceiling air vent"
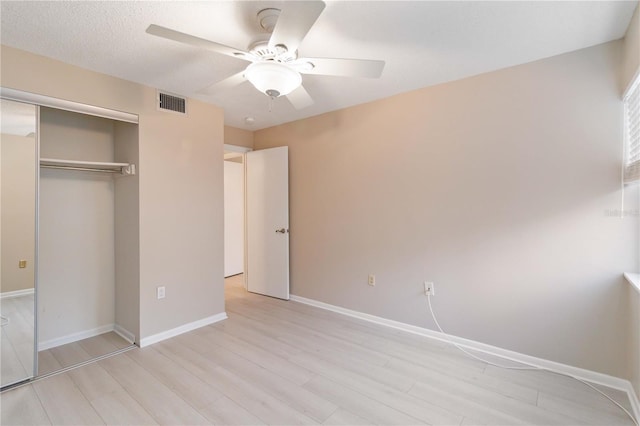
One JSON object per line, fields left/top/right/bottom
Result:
{"left": 157, "top": 91, "right": 187, "bottom": 114}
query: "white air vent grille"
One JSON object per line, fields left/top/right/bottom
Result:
{"left": 158, "top": 92, "right": 186, "bottom": 114}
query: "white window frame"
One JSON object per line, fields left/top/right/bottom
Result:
{"left": 623, "top": 72, "right": 640, "bottom": 184}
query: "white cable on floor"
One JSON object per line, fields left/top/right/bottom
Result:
{"left": 426, "top": 296, "right": 638, "bottom": 426}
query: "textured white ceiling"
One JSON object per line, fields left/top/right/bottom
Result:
{"left": 1, "top": 1, "right": 637, "bottom": 130}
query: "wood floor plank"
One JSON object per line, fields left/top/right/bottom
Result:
{"left": 409, "top": 379, "right": 583, "bottom": 425}
{"left": 1, "top": 295, "right": 36, "bottom": 383}
{"left": 291, "top": 352, "right": 463, "bottom": 425}
{"left": 293, "top": 342, "right": 414, "bottom": 392}
{"left": 356, "top": 330, "right": 487, "bottom": 377}
{"left": 537, "top": 391, "right": 634, "bottom": 425}
{"left": 322, "top": 408, "right": 371, "bottom": 425}
{"left": 154, "top": 340, "right": 319, "bottom": 425}
{"left": 67, "top": 362, "right": 123, "bottom": 401}
{"left": 303, "top": 375, "right": 425, "bottom": 425}
{"left": 173, "top": 331, "right": 220, "bottom": 354}
{"left": 483, "top": 365, "right": 634, "bottom": 413}
{"left": 37, "top": 350, "right": 62, "bottom": 376}
{"left": 199, "top": 396, "right": 266, "bottom": 425}
{"left": 89, "top": 390, "right": 158, "bottom": 426}
{"left": 99, "top": 352, "right": 210, "bottom": 425}
{"left": 407, "top": 381, "right": 528, "bottom": 425}
{"left": 189, "top": 339, "right": 338, "bottom": 423}
{"left": 462, "top": 370, "right": 587, "bottom": 424}
{"left": 32, "top": 373, "right": 104, "bottom": 425}
{"left": 384, "top": 356, "right": 539, "bottom": 405}
{"left": 125, "top": 346, "right": 224, "bottom": 410}
{"left": 77, "top": 332, "right": 122, "bottom": 357}
{"left": 194, "top": 327, "right": 315, "bottom": 386}
{"left": 1, "top": 328, "right": 31, "bottom": 386}
{"left": 233, "top": 311, "right": 392, "bottom": 367}
{"left": 214, "top": 312, "right": 305, "bottom": 357}
{"left": 460, "top": 417, "right": 487, "bottom": 426}
{"left": 102, "top": 331, "right": 134, "bottom": 349}
{"left": 48, "top": 342, "right": 92, "bottom": 369}
{"left": 0, "top": 385, "right": 51, "bottom": 425}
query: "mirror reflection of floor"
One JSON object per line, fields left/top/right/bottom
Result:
{"left": 38, "top": 331, "right": 133, "bottom": 376}
{"left": 1, "top": 293, "right": 35, "bottom": 386}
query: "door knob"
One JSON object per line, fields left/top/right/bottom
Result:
{"left": 275, "top": 228, "right": 289, "bottom": 234}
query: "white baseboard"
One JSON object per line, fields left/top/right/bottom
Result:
{"left": 39, "top": 324, "right": 114, "bottom": 351}
{"left": 1, "top": 288, "right": 35, "bottom": 299}
{"left": 139, "top": 312, "right": 228, "bottom": 348}
{"left": 290, "top": 294, "right": 640, "bottom": 420}
{"left": 114, "top": 324, "right": 136, "bottom": 345}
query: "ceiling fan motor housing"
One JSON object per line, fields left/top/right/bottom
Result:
{"left": 249, "top": 40, "right": 296, "bottom": 63}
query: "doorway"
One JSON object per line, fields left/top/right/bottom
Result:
{"left": 223, "top": 145, "right": 250, "bottom": 286}
{"left": 223, "top": 144, "right": 290, "bottom": 302}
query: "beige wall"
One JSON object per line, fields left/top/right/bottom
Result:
{"left": 255, "top": 40, "right": 639, "bottom": 380}
{"left": 1, "top": 45, "right": 225, "bottom": 341}
{"left": 622, "top": 2, "right": 640, "bottom": 93}
{"left": 224, "top": 125, "right": 254, "bottom": 149}
{"left": 1, "top": 133, "right": 36, "bottom": 293}
{"left": 114, "top": 121, "right": 140, "bottom": 341}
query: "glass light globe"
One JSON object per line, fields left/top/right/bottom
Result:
{"left": 245, "top": 62, "right": 302, "bottom": 97}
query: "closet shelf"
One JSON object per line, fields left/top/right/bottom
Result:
{"left": 40, "top": 158, "right": 136, "bottom": 176}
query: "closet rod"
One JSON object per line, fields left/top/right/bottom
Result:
{"left": 39, "top": 158, "right": 136, "bottom": 175}
{"left": 40, "top": 165, "right": 121, "bottom": 173}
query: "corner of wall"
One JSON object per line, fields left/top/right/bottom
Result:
{"left": 224, "top": 125, "right": 255, "bottom": 150}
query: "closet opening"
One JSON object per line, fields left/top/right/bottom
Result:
{"left": 1, "top": 88, "right": 140, "bottom": 389}
{"left": 36, "top": 106, "right": 138, "bottom": 377}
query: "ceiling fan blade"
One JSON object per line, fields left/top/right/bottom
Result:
{"left": 286, "top": 85, "right": 314, "bottom": 110}
{"left": 296, "top": 57, "right": 385, "bottom": 78}
{"left": 268, "top": 1, "right": 325, "bottom": 54}
{"left": 197, "top": 71, "right": 247, "bottom": 95}
{"left": 146, "top": 24, "right": 253, "bottom": 61}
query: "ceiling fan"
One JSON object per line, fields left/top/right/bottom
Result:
{"left": 146, "top": 1, "right": 385, "bottom": 110}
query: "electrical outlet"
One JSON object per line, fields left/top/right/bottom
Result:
{"left": 368, "top": 274, "right": 376, "bottom": 286}
{"left": 157, "top": 286, "right": 166, "bottom": 299}
{"left": 424, "top": 281, "right": 434, "bottom": 296}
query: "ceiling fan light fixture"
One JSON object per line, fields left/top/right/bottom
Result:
{"left": 245, "top": 61, "right": 302, "bottom": 97}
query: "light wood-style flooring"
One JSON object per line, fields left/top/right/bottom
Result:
{"left": 1, "top": 275, "right": 636, "bottom": 425}
{"left": 38, "top": 331, "right": 133, "bottom": 376}
{"left": 1, "top": 294, "right": 35, "bottom": 387}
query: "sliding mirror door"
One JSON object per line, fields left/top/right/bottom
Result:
{"left": 1, "top": 99, "right": 37, "bottom": 388}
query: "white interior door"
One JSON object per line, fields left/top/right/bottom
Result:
{"left": 245, "top": 146, "right": 289, "bottom": 300}
{"left": 223, "top": 160, "right": 244, "bottom": 277}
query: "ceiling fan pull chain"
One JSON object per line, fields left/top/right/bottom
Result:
{"left": 268, "top": 95, "right": 274, "bottom": 112}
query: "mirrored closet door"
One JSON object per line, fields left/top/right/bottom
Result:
{"left": 0, "top": 99, "right": 38, "bottom": 388}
